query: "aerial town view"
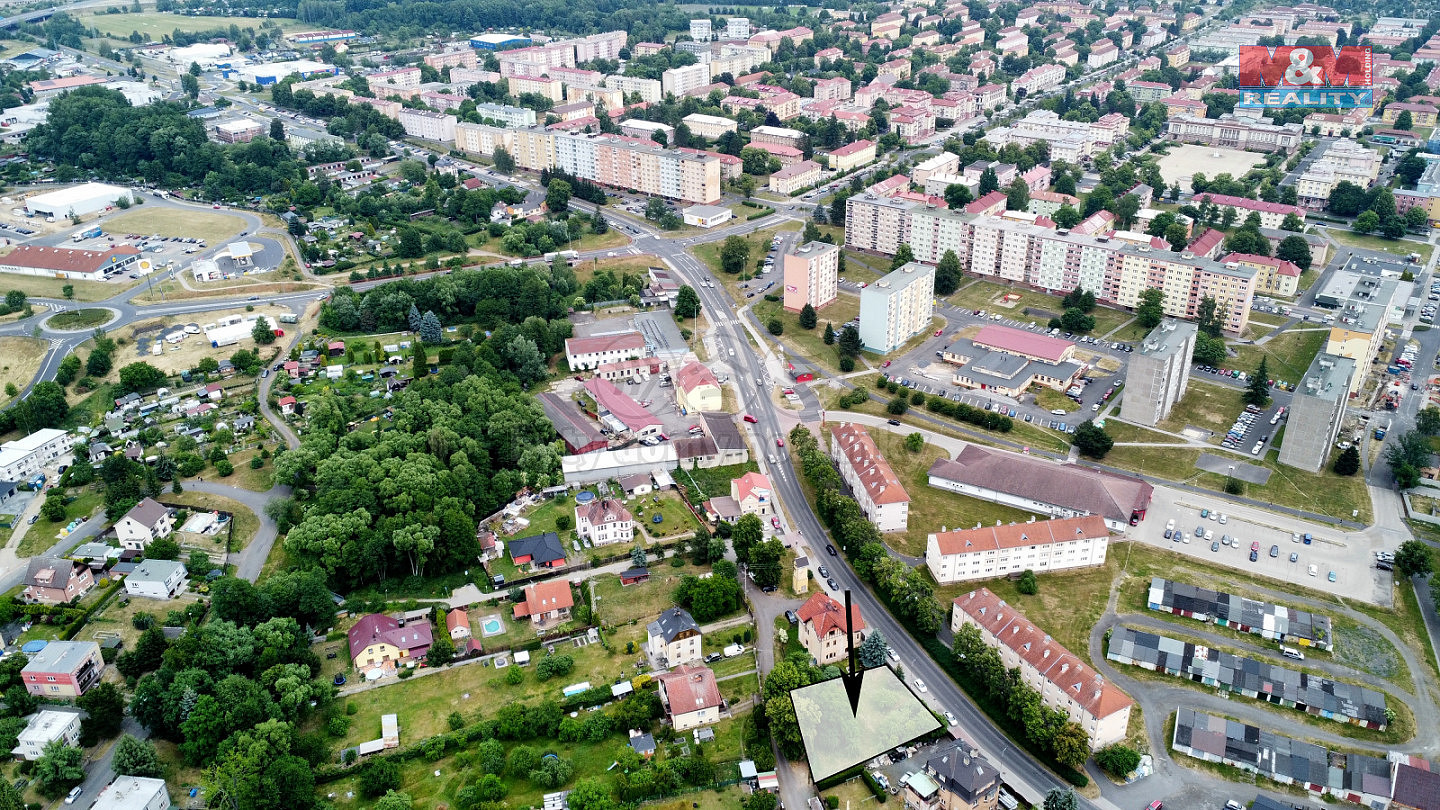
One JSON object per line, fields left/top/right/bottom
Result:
{"left": 0, "top": 0, "right": 1435, "bottom": 808}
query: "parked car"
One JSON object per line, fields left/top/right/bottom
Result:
{"left": 914, "top": 679, "right": 927, "bottom": 693}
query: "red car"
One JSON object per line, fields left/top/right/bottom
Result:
{"left": 743, "top": 414, "right": 758, "bottom": 423}
{"left": 771, "top": 517, "right": 781, "bottom": 529}
{"left": 882, "top": 360, "right": 892, "bottom": 367}
{"left": 934, "top": 329, "right": 944, "bottom": 336}
{"left": 776, "top": 437, "right": 785, "bottom": 447}
{"left": 1250, "top": 541, "right": 1261, "bottom": 552}
{"left": 1147, "top": 803, "right": 1163, "bottom": 810}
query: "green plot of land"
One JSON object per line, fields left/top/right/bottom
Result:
{"left": 1325, "top": 229, "right": 1433, "bottom": 264}
{"left": 47, "top": 308, "right": 112, "bottom": 330}
{"left": 751, "top": 294, "right": 860, "bottom": 373}
{"left": 84, "top": 9, "right": 305, "bottom": 39}
{"left": 1156, "top": 380, "right": 1248, "bottom": 436}
{"left": 691, "top": 222, "right": 801, "bottom": 299}
{"left": 1101, "top": 419, "right": 1179, "bottom": 445}
{"left": 949, "top": 279, "right": 1133, "bottom": 335}
{"left": 1228, "top": 328, "right": 1328, "bottom": 382}
{"left": 674, "top": 461, "right": 760, "bottom": 504}
{"left": 104, "top": 208, "right": 246, "bottom": 244}
{"left": 793, "top": 665, "right": 942, "bottom": 781}
{"left": 590, "top": 562, "right": 713, "bottom": 627}
{"left": 0, "top": 272, "right": 137, "bottom": 303}
{"left": 633, "top": 492, "right": 703, "bottom": 540}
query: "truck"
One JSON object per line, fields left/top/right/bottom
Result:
{"left": 72, "top": 227, "right": 102, "bottom": 242}
{"left": 277, "top": 313, "right": 299, "bottom": 324}
{"left": 1374, "top": 419, "right": 1391, "bottom": 440}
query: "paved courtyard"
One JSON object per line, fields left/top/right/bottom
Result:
{"left": 1156, "top": 144, "right": 1268, "bottom": 192}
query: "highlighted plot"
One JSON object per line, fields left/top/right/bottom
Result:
{"left": 793, "top": 665, "right": 941, "bottom": 782}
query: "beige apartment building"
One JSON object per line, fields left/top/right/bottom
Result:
{"left": 510, "top": 129, "right": 721, "bottom": 204}
{"left": 455, "top": 122, "right": 513, "bottom": 156}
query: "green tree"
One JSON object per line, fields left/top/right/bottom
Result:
{"left": 935, "top": 249, "right": 962, "bottom": 295}
{"left": 1060, "top": 308, "right": 1094, "bottom": 333}
{"left": 857, "top": 628, "right": 887, "bottom": 668}
{"left": 1384, "top": 429, "right": 1433, "bottom": 489}
{"left": 1395, "top": 539, "right": 1433, "bottom": 579}
{"left": 1420, "top": 406, "right": 1440, "bottom": 436}
{"left": 493, "top": 147, "right": 515, "bottom": 173}
{"left": 731, "top": 514, "right": 764, "bottom": 562}
{"left": 77, "top": 681, "right": 126, "bottom": 743}
{"left": 1016, "top": 569, "right": 1038, "bottom": 595}
{"left": 117, "top": 362, "right": 167, "bottom": 395}
{"left": 0, "top": 779, "right": 21, "bottom": 810}
{"left": 904, "top": 432, "right": 924, "bottom": 453}
{"left": 252, "top": 316, "right": 276, "bottom": 345}
{"left": 889, "top": 242, "right": 915, "bottom": 271}
{"left": 1396, "top": 109, "right": 1414, "bottom": 131}
{"left": 1043, "top": 788, "right": 1079, "bottom": 810}
{"left": 675, "top": 285, "right": 701, "bottom": 319}
{"left": 1276, "top": 235, "right": 1312, "bottom": 270}
{"left": 111, "top": 734, "right": 164, "bottom": 778}
{"left": 427, "top": 633, "right": 455, "bottom": 667}
{"left": 3, "top": 684, "right": 35, "bottom": 717}
{"left": 767, "top": 318, "right": 783, "bottom": 335}
{"left": 823, "top": 322, "right": 835, "bottom": 345}
{"left": 1195, "top": 295, "right": 1224, "bottom": 337}
{"left": 61, "top": 284, "right": 74, "bottom": 300}
{"left": 1165, "top": 223, "right": 1189, "bottom": 252}
{"left": 1052, "top": 204, "right": 1081, "bottom": 229}
{"left": 34, "top": 739, "right": 85, "bottom": 799}
{"left": 1135, "top": 287, "right": 1165, "bottom": 328}
{"left": 1005, "top": 177, "right": 1030, "bottom": 211}
{"left": 799, "top": 303, "right": 817, "bottom": 329}
{"left": 1244, "top": 357, "right": 1270, "bottom": 408}
{"left": 720, "top": 235, "right": 750, "bottom": 274}
{"left": 146, "top": 536, "right": 181, "bottom": 561}
{"left": 546, "top": 179, "right": 571, "bottom": 213}
{"left": 1354, "top": 210, "right": 1380, "bottom": 233}
{"left": 181, "top": 72, "right": 199, "bottom": 98}
{"left": 1095, "top": 744, "right": 1141, "bottom": 777}
{"left": 1071, "top": 420, "right": 1113, "bottom": 459}
{"left": 373, "top": 791, "right": 414, "bottom": 810}
{"left": 838, "top": 324, "right": 862, "bottom": 357}
{"left": 1333, "top": 444, "right": 1361, "bottom": 476}
{"left": 1280, "top": 212, "right": 1305, "bottom": 231}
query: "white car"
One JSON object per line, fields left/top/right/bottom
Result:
{"left": 914, "top": 679, "right": 927, "bottom": 693}
{"left": 943, "top": 711, "right": 958, "bottom": 726}
{"left": 65, "top": 786, "right": 84, "bottom": 805}
{"left": 1165, "top": 519, "right": 1175, "bottom": 532}
{"left": 1217, "top": 513, "right": 1227, "bottom": 524}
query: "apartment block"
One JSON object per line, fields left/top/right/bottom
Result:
{"left": 1317, "top": 271, "right": 1397, "bottom": 395}
{"left": 1163, "top": 113, "right": 1303, "bottom": 153}
{"left": 845, "top": 193, "right": 916, "bottom": 255}
{"left": 829, "top": 422, "right": 910, "bottom": 531}
{"left": 726, "top": 17, "right": 751, "bottom": 39}
{"left": 912, "top": 152, "right": 960, "bottom": 185}
{"left": 1192, "top": 193, "right": 1305, "bottom": 231}
{"left": 782, "top": 241, "right": 839, "bottom": 313}
{"left": 769, "top": 160, "right": 821, "bottom": 195}
{"left": 1014, "top": 63, "right": 1066, "bottom": 96}
{"left": 859, "top": 262, "right": 935, "bottom": 353}
{"left": 749, "top": 125, "right": 807, "bottom": 150}
{"left": 952, "top": 588, "right": 1133, "bottom": 748}
{"left": 1294, "top": 138, "right": 1381, "bottom": 210}
{"left": 813, "top": 76, "right": 852, "bottom": 101}
{"left": 473, "top": 102, "right": 538, "bottom": 128}
{"left": 1223, "top": 252, "right": 1302, "bottom": 297}
{"left": 926, "top": 514, "right": 1109, "bottom": 584}
{"left": 1279, "top": 354, "right": 1354, "bottom": 472}
{"left": 505, "top": 75, "right": 563, "bottom": 102}
{"left": 455, "top": 122, "right": 513, "bottom": 157}
{"left": 367, "top": 67, "right": 421, "bottom": 92}
{"left": 690, "top": 19, "right": 713, "bottom": 41}
{"left": 1120, "top": 320, "right": 1198, "bottom": 427}
{"left": 606, "top": 74, "right": 663, "bottom": 103}
{"left": 398, "top": 108, "right": 457, "bottom": 142}
{"left": 663, "top": 63, "right": 711, "bottom": 97}
{"left": 827, "top": 139, "right": 875, "bottom": 172}
{"left": 510, "top": 129, "right": 721, "bottom": 205}
{"left": 424, "top": 49, "right": 478, "bottom": 70}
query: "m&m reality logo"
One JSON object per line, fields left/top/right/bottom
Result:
{"left": 1237, "top": 44, "right": 1373, "bottom": 109}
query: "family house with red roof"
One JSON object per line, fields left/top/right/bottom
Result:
{"left": 731, "top": 471, "right": 774, "bottom": 517}
{"left": 796, "top": 592, "right": 865, "bottom": 665}
{"left": 446, "top": 608, "right": 470, "bottom": 640}
{"left": 347, "top": 614, "right": 433, "bottom": 674}
{"left": 952, "top": 588, "right": 1133, "bottom": 747}
{"left": 655, "top": 664, "right": 724, "bottom": 730}
{"left": 512, "top": 580, "right": 574, "bottom": 630}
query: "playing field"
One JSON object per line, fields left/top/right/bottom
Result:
{"left": 1156, "top": 144, "right": 1267, "bottom": 192}
{"left": 104, "top": 208, "right": 246, "bottom": 245}
{"left": 84, "top": 9, "right": 305, "bottom": 40}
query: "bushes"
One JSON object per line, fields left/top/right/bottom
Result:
{"left": 923, "top": 394, "right": 1014, "bottom": 433}
{"left": 862, "top": 772, "right": 889, "bottom": 803}
{"left": 1095, "top": 744, "right": 1141, "bottom": 777}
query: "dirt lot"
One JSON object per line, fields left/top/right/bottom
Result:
{"left": 74, "top": 305, "right": 293, "bottom": 377}
{"left": 104, "top": 208, "right": 247, "bottom": 244}
{"left": 1156, "top": 145, "right": 1267, "bottom": 192}
{"left": 0, "top": 337, "right": 48, "bottom": 406}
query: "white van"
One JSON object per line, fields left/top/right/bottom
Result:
{"left": 1280, "top": 646, "right": 1305, "bottom": 661}
{"left": 723, "top": 644, "right": 746, "bottom": 658}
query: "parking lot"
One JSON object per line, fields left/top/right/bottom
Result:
{"left": 1131, "top": 487, "right": 1395, "bottom": 606}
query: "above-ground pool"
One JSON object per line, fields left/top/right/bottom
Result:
{"left": 480, "top": 616, "right": 504, "bottom": 636}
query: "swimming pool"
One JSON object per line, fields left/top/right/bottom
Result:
{"left": 480, "top": 616, "right": 504, "bottom": 636}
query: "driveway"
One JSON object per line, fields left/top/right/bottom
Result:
{"left": 182, "top": 480, "right": 286, "bottom": 583}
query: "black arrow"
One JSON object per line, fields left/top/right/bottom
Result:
{"left": 840, "top": 588, "right": 864, "bottom": 717}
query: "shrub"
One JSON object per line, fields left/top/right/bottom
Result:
{"left": 1095, "top": 744, "right": 1141, "bottom": 777}
{"left": 1016, "top": 570, "right": 1038, "bottom": 595}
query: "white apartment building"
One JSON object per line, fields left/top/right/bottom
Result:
{"left": 606, "top": 74, "right": 663, "bottom": 103}
{"left": 0, "top": 428, "right": 69, "bottom": 481}
{"left": 11, "top": 710, "right": 80, "bottom": 760}
{"left": 912, "top": 151, "right": 960, "bottom": 185}
{"left": 725, "top": 17, "right": 751, "bottom": 39}
{"left": 91, "top": 777, "right": 170, "bottom": 810}
{"left": 1120, "top": 320, "right": 1198, "bottom": 427}
{"left": 620, "top": 119, "right": 676, "bottom": 142}
{"left": 782, "top": 241, "right": 839, "bottom": 312}
{"left": 454, "top": 121, "right": 513, "bottom": 156}
{"left": 1014, "top": 63, "right": 1066, "bottom": 96}
{"left": 662, "top": 63, "right": 711, "bottom": 97}
{"left": 575, "top": 498, "right": 633, "bottom": 546}
{"left": 681, "top": 113, "right": 738, "bottom": 140}
{"left": 984, "top": 110, "right": 1102, "bottom": 163}
{"left": 690, "top": 19, "right": 713, "bottom": 41}
{"left": 473, "top": 103, "right": 537, "bottom": 128}
{"left": 1295, "top": 138, "right": 1380, "bottom": 210}
{"left": 398, "top": 108, "right": 457, "bottom": 142}
{"left": 926, "top": 515, "right": 1109, "bottom": 584}
{"left": 859, "top": 262, "right": 935, "bottom": 354}
{"left": 952, "top": 588, "right": 1133, "bottom": 748}
{"left": 565, "top": 332, "right": 647, "bottom": 370}
{"left": 510, "top": 129, "right": 722, "bottom": 204}
{"left": 844, "top": 193, "right": 915, "bottom": 255}
{"left": 830, "top": 422, "right": 910, "bottom": 532}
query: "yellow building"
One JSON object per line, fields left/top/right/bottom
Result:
{"left": 827, "top": 139, "right": 876, "bottom": 172}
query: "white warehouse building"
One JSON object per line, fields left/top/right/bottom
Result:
{"left": 203, "top": 314, "right": 264, "bottom": 347}
{"left": 25, "top": 183, "right": 135, "bottom": 219}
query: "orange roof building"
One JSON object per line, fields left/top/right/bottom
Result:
{"left": 796, "top": 592, "right": 865, "bottom": 665}
{"left": 655, "top": 664, "right": 723, "bottom": 730}
{"left": 952, "top": 588, "right": 1132, "bottom": 748}
{"left": 829, "top": 423, "right": 909, "bottom": 532}
{"left": 926, "top": 515, "right": 1110, "bottom": 584}
{"left": 512, "top": 580, "right": 574, "bottom": 630}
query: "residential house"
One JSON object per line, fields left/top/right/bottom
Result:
{"left": 21, "top": 641, "right": 104, "bottom": 697}
{"left": 731, "top": 471, "right": 774, "bottom": 517}
{"left": 90, "top": 777, "right": 170, "bottom": 810}
{"left": 674, "top": 361, "right": 722, "bottom": 413}
{"left": 512, "top": 580, "right": 574, "bottom": 629}
{"left": 278, "top": 396, "right": 298, "bottom": 414}
{"left": 123, "top": 559, "right": 188, "bottom": 600}
{"left": 830, "top": 423, "right": 909, "bottom": 532}
{"left": 446, "top": 608, "right": 471, "bottom": 640}
{"left": 347, "top": 614, "right": 433, "bottom": 673}
{"left": 924, "top": 741, "right": 1002, "bottom": 810}
{"left": 21, "top": 558, "right": 95, "bottom": 605}
{"left": 646, "top": 607, "right": 703, "bottom": 666}
{"left": 655, "top": 664, "right": 724, "bottom": 730}
{"left": 796, "top": 592, "right": 865, "bottom": 665}
{"left": 115, "top": 498, "right": 174, "bottom": 551}
{"left": 10, "top": 710, "right": 81, "bottom": 760}
{"left": 508, "top": 532, "right": 567, "bottom": 568}
{"left": 575, "top": 498, "right": 634, "bottom": 546}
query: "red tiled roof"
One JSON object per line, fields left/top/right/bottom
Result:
{"left": 446, "top": 608, "right": 468, "bottom": 633}
{"left": 830, "top": 423, "right": 909, "bottom": 505}
{"left": 1219, "top": 252, "right": 1301, "bottom": 277}
{"left": 953, "top": 588, "right": 1132, "bottom": 720}
{"left": 797, "top": 592, "right": 865, "bottom": 637}
{"left": 733, "top": 471, "right": 772, "bottom": 504}
{"left": 0, "top": 245, "right": 140, "bottom": 275}
{"left": 931, "top": 514, "right": 1108, "bottom": 555}
{"left": 965, "top": 191, "right": 1007, "bottom": 213}
{"left": 674, "top": 361, "right": 719, "bottom": 394}
{"left": 1195, "top": 193, "right": 1303, "bottom": 217}
{"left": 565, "top": 331, "right": 645, "bottom": 357}
{"left": 973, "top": 324, "right": 1074, "bottom": 364}
{"left": 513, "top": 580, "right": 573, "bottom": 618}
{"left": 830, "top": 139, "right": 874, "bottom": 157}
{"left": 656, "top": 663, "right": 723, "bottom": 713}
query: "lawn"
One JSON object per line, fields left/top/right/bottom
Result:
{"left": 162, "top": 490, "right": 260, "bottom": 553}
{"left": 1325, "top": 228, "right": 1433, "bottom": 263}
{"left": 48, "top": 308, "right": 112, "bottom": 330}
{"left": 751, "top": 293, "right": 860, "bottom": 373}
{"left": 103, "top": 208, "right": 246, "bottom": 244}
{"left": 572, "top": 254, "right": 664, "bottom": 286}
{"left": 1101, "top": 420, "right": 1178, "bottom": 445}
{"left": 826, "top": 425, "right": 1044, "bottom": 557}
{"left": 1228, "top": 328, "right": 1328, "bottom": 382}
{"left": 0, "top": 337, "right": 48, "bottom": 409}
{"left": 691, "top": 222, "right": 802, "bottom": 298}
{"left": 221, "top": 448, "right": 276, "bottom": 492}
{"left": 674, "top": 461, "right": 760, "bottom": 505}
{"left": 827, "top": 379, "right": 1073, "bottom": 455}
{"left": 1035, "top": 387, "right": 1080, "bottom": 414}
{"left": 633, "top": 492, "right": 703, "bottom": 540}
{"left": 84, "top": 591, "right": 203, "bottom": 652}
{"left": 949, "top": 279, "right": 1133, "bottom": 336}
{"left": 588, "top": 561, "right": 713, "bottom": 628}
{"left": 0, "top": 272, "right": 138, "bottom": 302}
{"left": 1156, "top": 380, "right": 1248, "bottom": 437}
{"left": 85, "top": 9, "right": 306, "bottom": 39}
{"left": 19, "top": 490, "right": 104, "bottom": 557}
{"left": 840, "top": 249, "right": 891, "bottom": 284}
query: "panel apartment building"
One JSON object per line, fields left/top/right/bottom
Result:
{"left": 907, "top": 206, "right": 1260, "bottom": 333}
{"left": 782, "top": 241, "right": 839, "bottom": 312}
{"left": 859, "top": 262, "right": 935, "bottom": 353}
{"left": 830, "top": 422, "right": 910, "bottom": 532}
{"left": 1120, "top": 320, "right": 1198, "bottom": 427}
{"left": 845, "top": 192, "right": 915, "bottom": 256}
{"left": 510, "top": 129, "right": 722, "bottom": 204}
{"left": 1278, "top": 353, "right": 1354, "bottom": 472}
{"left": 926, "top": 514, "right": 1110, "bottom": 584}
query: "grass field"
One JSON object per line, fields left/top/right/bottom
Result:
{"left": 949, "top": 279, "right": 1134, "bottom": 336}
{"left": 1325, "top": 228, "right": 1433, "bottom": 263}
{"left": 0, "top": 337, "right": 47, "bottom": 408}
{"left": 692, "top": 222, "right": 802, "bottom": 299}
{"left": 161, "top": 490, "right": 259, "bottom": 553}
{"left": 104, "top": 208, "right": 246, "bottom": 244}
{"left": 750, "top": 294, "right": 860, "bottom": 373}
{"left": 590, "top": 562, "right": 710, "bottom": 628}
{"left": 1229, "top": 328, "right": 1327, "bottom": 382}
{"left": 633, "top": 492, "right": 702, "bottom": 540}
{"left": 0, "top": 272, "right": 138, "bottom": 302}
{"left": 828, "top": 426, "right": 1043, "bottom": 557}
{"left": 48, "top": 308, "right": 112, "bottom": 330}
{"left": 1102, "top": 419, "right": 1179, "bottom": 445}
{"left": 84, "top": 9, "right": 305, "bottom": 39}
{"left": 1157, "top": 380, "right": 1248, "bottom": 436}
